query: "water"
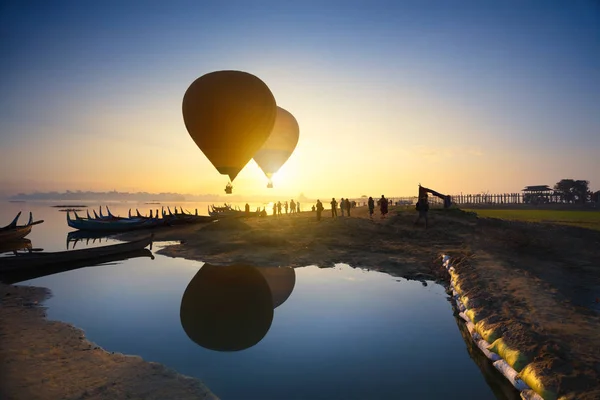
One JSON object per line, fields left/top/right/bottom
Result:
{"left": 1, "top": 201, "right": 516, "bottom": 399}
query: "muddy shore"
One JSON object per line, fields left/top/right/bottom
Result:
{"left": 2, "top": 205, "right": 599, "bottom": 399}
{"left": 0, "top": 283, "right": 219, "bottom": 400}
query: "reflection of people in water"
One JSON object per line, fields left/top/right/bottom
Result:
{"left": 180, "top": 264, "right": 295, "bottom": 352}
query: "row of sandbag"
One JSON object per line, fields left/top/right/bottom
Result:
{"left": 442, "top": 255, "right": 554, "bottom": 400}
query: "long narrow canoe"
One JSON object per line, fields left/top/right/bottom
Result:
{"left": 67, "top": 211, "right": 161, "bottom": 232}
{"left": 0, "top": 212, "right": 44, "bottom": 242}
{"left": 0, "top": 248, "right": 154, "bottom": 284}
{"left": 0, "top": 235, "right": 153, "bottom": 272}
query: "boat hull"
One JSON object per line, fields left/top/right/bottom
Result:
{"left": 0, "top": 235, "right": 153, "bottom": 272}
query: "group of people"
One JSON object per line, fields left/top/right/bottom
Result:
{"left": 312, "top": 195, "right": 391, "bottom": 221}
{"left": 311, "top": 195, "right": 430, "bottom": 228}
{"left": 329, "top": 197, "right": 355, "bottom": 217}
{"left": 272, "top": 199, "right": 301, "bottom": 216}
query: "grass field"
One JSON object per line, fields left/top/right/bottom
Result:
{"left": 463, "top": 208, "right": 600, "bottom": 231}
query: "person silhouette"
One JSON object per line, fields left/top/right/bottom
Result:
{"left": 339, "top": 198, "right": 345, "bottom": 217}
{"left": 380, "top": 195, "right": 388, "bottom": 219}
{"left": 330, "top": 198, "right": 338, "bottom": 218}
{"left": 368, "top": 197, "right": 375, "bottom": 219}
{"left": 414, "top": 196, "right": 430, "bottom": 228}
{"left": 316, "top": 200, "right": 324, "bottom": 221}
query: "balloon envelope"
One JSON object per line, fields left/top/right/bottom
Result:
{"left": 180, "top": 264, "right": 274, "bottom": 352}
{"left": 182, "top": 71, "right": 277, "bottom": 181}
{"left": 253, "top": 107, "right": 299, "bottom": 179}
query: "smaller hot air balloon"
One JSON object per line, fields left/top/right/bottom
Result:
{"left": 182, "top": 70, "right": 277, "bottom": 194}
{"left": 253, "top": 107, "right": 299, "bottom": 188}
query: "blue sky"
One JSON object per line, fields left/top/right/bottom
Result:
{"left": 1, "top": 0, "right": 598, "bottom": 197}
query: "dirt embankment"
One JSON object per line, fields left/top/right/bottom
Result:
{"left": 447, "top": 218, "right": 600, "bottom": 400}
{"left": 0, "top": 284, "right": 219, "bottom": 400}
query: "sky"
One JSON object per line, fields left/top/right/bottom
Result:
{"left": 1, "top": 0, "right": 599, "bottom": 199}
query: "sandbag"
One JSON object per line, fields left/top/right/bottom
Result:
{"left": 493, "top": 360, "right": 530, "bottom": 391}
{"left": 520, "top": 389, "right": 545, "bottom": 400}
{"left": 488, "top": 338, "right": 530, "bottom": 372}
{"left": 465, "top": 308, "right": 484, "bottom": 324}
{"left": 465, "top": 321, "right": 480, "bottom": 340}
{"left": 474, "top": 320, "right": 502, "bottom": 344}
{"left": 453, "top": 280, "right": 466, "bottom": 296}
{"left": 459, "top": 312, "right": 470, "bottom": 323}
{"left": 461, "top": 294, "right": 472, "bottom": 309}
{"left": 477, "top": 340, "right": 501, "bottom": 362}
{"left": 518, "top": 364, "right": 558, "bottom": 400}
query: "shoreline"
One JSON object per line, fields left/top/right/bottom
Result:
{"left": 2, "top": 206, "right": 599, "bottom": 399}
{"left": 0, "top": 283, "right": 219, "bottom": 400}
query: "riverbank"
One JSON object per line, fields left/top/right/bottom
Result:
{"left": 2, "top": 205, "right": 599, "bottom": 399}
{"left": 0, "top": 283, "right": 219, "bottom": 400}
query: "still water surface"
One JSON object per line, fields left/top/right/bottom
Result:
{"left": 3, "top": 202, "right": 509, "bottom": 399}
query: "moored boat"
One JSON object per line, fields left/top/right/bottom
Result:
{"left": 0, "top": 212, "right": 44, "bottom": 242}
{"left": 0, "top": 234, "right": 153, "bottom": 273}
{"left": 67, "top": 211, "right": 161, "bottom": 232}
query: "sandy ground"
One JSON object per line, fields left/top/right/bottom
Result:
{"left": 0, "top": 284, "right": 219, "bottom": 400}
{"left": 2, "top": 205, "right": 599, "bottom": 399}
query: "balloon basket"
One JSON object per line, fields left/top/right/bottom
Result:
{"left": 225, "top": 184, "right": 233, "bottom": 194}
{"left": 267, "top": 182, "right": 273, "bottom": 189}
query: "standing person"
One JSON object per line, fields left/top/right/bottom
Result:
{"left": 245, "top": 203, "right": 250, "bottom": 216}
{"left": 330, "top": 198, "right": 338, "bottom": 218}
{"left": 316, "top": 200, "right": 324, "bottom": 221}
{"left": 339, "top": 198, "right": 345, "bottom": 216}
{"left": 277, "top": 201, "right": 282, "bottom": 216}
{"left": 273, "top": 202, "right": 277, "bottom": 216}
{"left": 414, "top": 196, "right": 430, "bottom": 228}
{"left": 290, "top": 199, "right": 296, "bottom": 214}
{"left": 345, "top": 197, "right": 351, "bottom": 217}
{"left": 284, "top": 201, "right": 289, "bottom": 214}
{"left": 368, "top": 196, "right": 375, "bottom": 219}
{"left": 297, "top": 201, "right": 301, "bottom": 212}
{"left": 380, "top": 195, "right": 388, "bottom": 219}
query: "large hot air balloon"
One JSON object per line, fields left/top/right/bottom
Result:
{"left": 253, "top": 107, "right": 299, "bottom": 188}
{"left": 182, "top": 71, "right": 277, "bottom": 193}
{"left": 180, "top": 264, "right": 296, "bottom": 352}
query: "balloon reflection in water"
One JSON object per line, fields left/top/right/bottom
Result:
{"left": 180, "top": 264, "right": 296, "bottom": 352}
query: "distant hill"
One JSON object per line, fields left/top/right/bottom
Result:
{"left": 5, "top": 190, "right": 312, "bottom": 204}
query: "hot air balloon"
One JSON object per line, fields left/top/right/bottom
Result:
{"left": 182, "top": 71, "right": 277, "bottom": 194}
{"left": 253, "top": 107, "right": 299, "bottom": 188}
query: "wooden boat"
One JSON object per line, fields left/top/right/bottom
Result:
{"left": 0, "top": 234, "right": 153, "bottom": 273}
{"left": 164, "top": 206, "right": 215, "bottom": 224}
{"left": 0, "top": 248, "right": 154, "bottom": 285}
{"left": 67, "top": 211, "right": 161, "bottom": 232}
{"left": 208, "top": 204, "right": 260, "bottom": 218}
{"left": 0, "top": 212, "right": 44, "bottom": 242}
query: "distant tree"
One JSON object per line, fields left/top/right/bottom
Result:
{"left": 554, "top": 179, "right": 590, "bottom": 204}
